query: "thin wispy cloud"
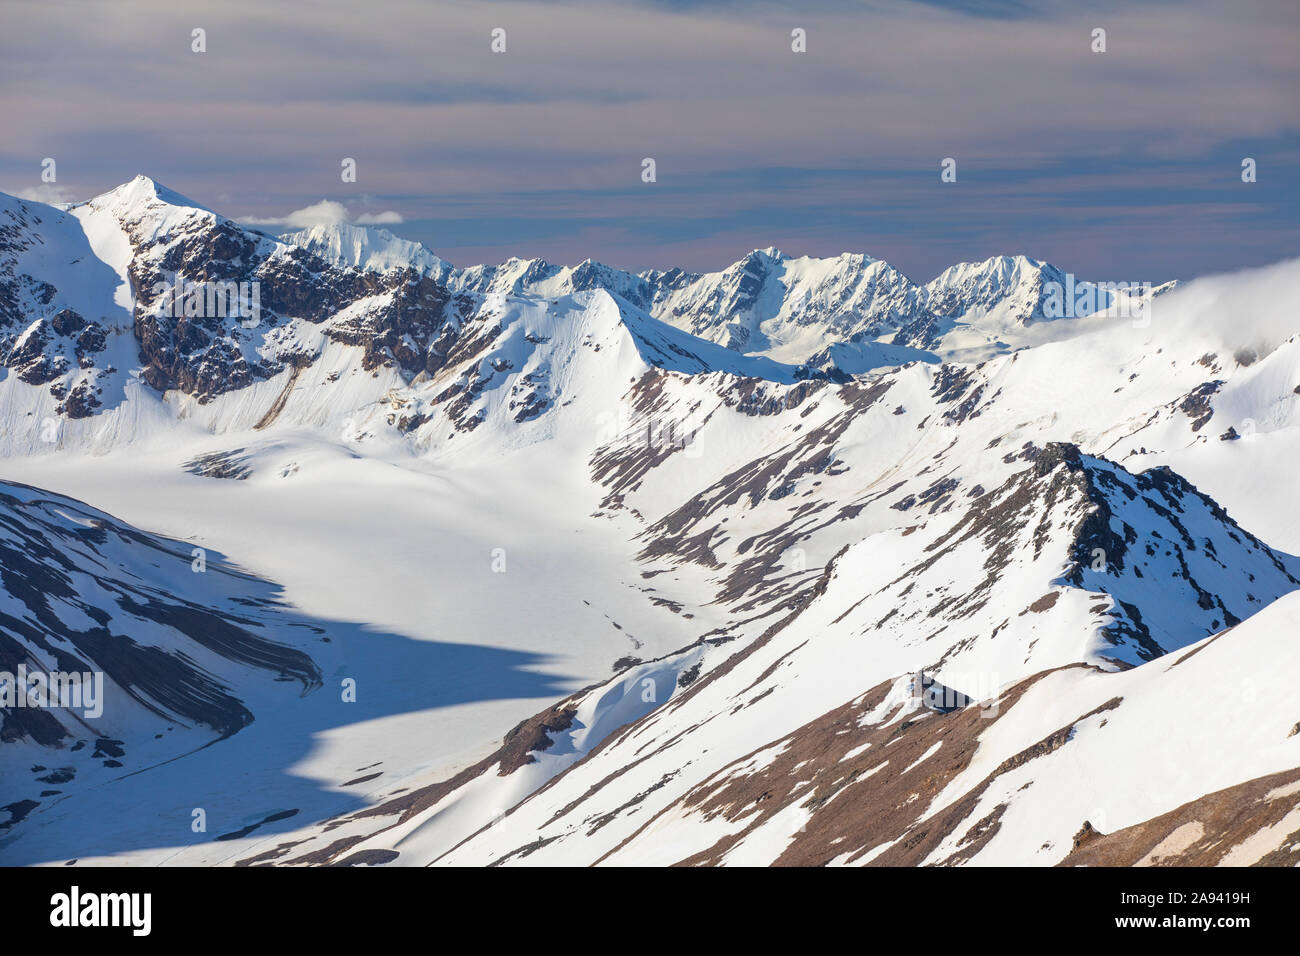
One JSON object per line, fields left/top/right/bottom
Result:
{"left": 0, "top": 0, "right": 1295, "bottom": 278}
{"left": 241, "top": 200, "right": 404, "bottom": 228}
{"left": 10, "top": 183, "right": 79, "bottom": 205}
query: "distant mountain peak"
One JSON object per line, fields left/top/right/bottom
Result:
{"left": 281, "top": 220, "right": 451, "bottom": 279}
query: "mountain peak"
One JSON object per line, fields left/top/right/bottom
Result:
{"left": 89, "top": 175, "right": 213, "bottom": 214}
{"left": 744, "top": 247, "right": 785, "bottom": 264}
{"left": 933, "top": 253, "right": 1051, "bottom": 282}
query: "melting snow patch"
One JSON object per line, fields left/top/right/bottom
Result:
{"left": 842, "top": 741, "right": 872, "bottom": 761}
{"left": 901, "top": 741, "right": 943, "bottom": 775}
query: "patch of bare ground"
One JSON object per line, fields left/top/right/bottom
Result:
{"left": 332, "top": 848, "right": 400, "bottom": 867}
{"left": 1059, "top": 766, "right": 1300, "bottom": 866}
{"left": 618, "top": 665, "right": 1121, "bottom": 866}
{"left": 1022, "top": 591, "right": 1060, "bottom": 614}
{"left": 234, "top": 839, "right": 308, "bottom": 867}
{"left": 276, "top": 834, "right": 369, "bottom": 866}
{"left": 253, "top": 358, "right": 308, "bottom": 430}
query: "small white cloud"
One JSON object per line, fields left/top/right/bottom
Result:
{"left": 242, "top": 199, "right": 403, "bottom": 228}
{"left": 12, "top": 184, "right": 78, "bottom": 204}
{"left": 355, "top": 211, "right": 404, "bottom": 225}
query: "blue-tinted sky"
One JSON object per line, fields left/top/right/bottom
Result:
{"left": 2, "top": 0, "right": 1296, "bottom": 282}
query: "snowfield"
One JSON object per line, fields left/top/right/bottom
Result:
{"left": 2, "top": 178, "right": 1299, "bottom": 867}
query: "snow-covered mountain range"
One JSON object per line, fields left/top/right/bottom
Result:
{"left": 291, "top": 220, "right": 1170, "bottom": 370}
{"left": 2, "top": 177, "right": 1298, "bottom": 867}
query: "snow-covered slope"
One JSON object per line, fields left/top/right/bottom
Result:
{"left": 0, "top": 479, "right": 325, "bottom": 836}
{"left": 430, "top": 589, "right": 1300, "bottom": 867}
{"left": 264, "top": 444, "right": 1300, "bottom": 866}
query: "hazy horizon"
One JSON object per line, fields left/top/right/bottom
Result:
{"left": 3, "top": 0, "right": 1297, "bottom": 282}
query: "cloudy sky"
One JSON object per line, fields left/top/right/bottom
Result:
{"left": 2, "top": 0, "right": 1297, "bottom": 281}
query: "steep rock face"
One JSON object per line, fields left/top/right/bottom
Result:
{"left": 887, "top": 442, "right": 1300, "bottom": 670}
{"left": 1050, "top": 446, "right": 1300, "bottom": 657}
{"left": 0, "top": 195, "right": 60, "bottom": 335}
{"left": 319, "top": 270, "right": 459, "bottom": 376}
{"left": 647, "top": 248, "right": 785, "bottom": 351}
{"left": 0, "top": 194, "right": 130, "bottom": 419}
{"left": 12, "top": 177, "right": 467, "bottom": 405}
{"left": 83, "top": 179, "right": 458, "bottom": 400}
